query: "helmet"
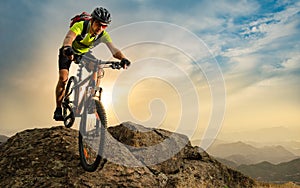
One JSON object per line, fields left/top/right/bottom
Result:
{"left": 91, "top": 7, "right": 111, "bottom": 24}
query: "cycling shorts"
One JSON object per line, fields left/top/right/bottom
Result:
{"left": 58, "top": 48, "right": 99, "bottom": 72}
{"left": 58, "top": 47, "right": 72, "bottom": 70}
{"left": 58, "top": 47, "right": 83, "bottom": 70}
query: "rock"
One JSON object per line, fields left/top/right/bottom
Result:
{"left": 0, "top": 135, "right": 9, "bottom": 152}
{"left": 0, "top": 122, "right": 266, "bottom": 187}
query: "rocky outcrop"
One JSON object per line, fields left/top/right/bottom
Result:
{"left": 0, "top": 122, "right": 259, "bottom": 187}
{"left": 0, "top": 135, "right": 8, "bottom": 145}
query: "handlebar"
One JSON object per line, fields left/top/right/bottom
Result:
{"left": 75, "top": 54, "right": 123, "bottom": 70}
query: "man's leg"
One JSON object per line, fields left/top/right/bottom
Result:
{"left": 54, "top": 69, "right": 69, "bottom": 121}
{"left": 56, "top": 69, "right": 69, "bottom": 107}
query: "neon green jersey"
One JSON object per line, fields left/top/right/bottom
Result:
{"left": 69, "top": 21, "right": 112, "bottom": 54}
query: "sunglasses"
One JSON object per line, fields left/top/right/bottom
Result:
{"left": 94, "top": 21, "right": 108, "bottom": 29}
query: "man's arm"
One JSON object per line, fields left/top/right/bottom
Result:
{"left": 63, "top": 30, "right": 77, "bottom": 47}
{"left": 62, "top": 30, "right": 77, "bottom": 60}
{"left": 106, "top": 42, "right": 130, "bottom": 69}
{"left": 106, "top": 42, "right": 126, "bottom": 60}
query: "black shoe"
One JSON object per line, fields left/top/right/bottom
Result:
{"left": 53, "top": 107, "right": 64, "bottom": 121}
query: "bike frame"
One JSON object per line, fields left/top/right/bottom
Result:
{"left": 72, "top": 70, "right": 96, "bottom": 117}
{"left": 64, "top": 55, "right": 120, "bottom": 117}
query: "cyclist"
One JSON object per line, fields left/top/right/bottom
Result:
{"left": 54, "top": 7, "right": 131, "bottom": 121}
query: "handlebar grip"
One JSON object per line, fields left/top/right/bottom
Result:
{"left": 74, "top": 56, "right": 81, "bottom": 64}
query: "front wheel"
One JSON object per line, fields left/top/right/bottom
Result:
{"left": 63, "top": 76, "right": 77, "bottom": 128}
{"left": 78, "top": 98, "right": 107, "bottom": 172}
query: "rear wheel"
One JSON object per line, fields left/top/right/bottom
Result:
{"left": 79, "top": 97, "right": 107, "bottom": 172}
{"left": 63, "top": 76, "right": 77, "bottom": 128}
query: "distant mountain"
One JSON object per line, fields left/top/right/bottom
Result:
{"left": 218, "top": 126, "right": 300, "bottom": 143}
{"left": 245, "top": 141, "right": 300, "bottom": 156}
{"left": 294, "top": 149, "right": 300, "bottom": 156}
{"left": 278, "top": 141, "right": 300, "bottom": 156}
{"left": 225, "top": 154, "right": 255, "bottom": 165}
{"left": 207, "top": 141, "right": 298, "bottom": 165}
{"left": 215, "top": 157, "right": 239, "bottom": 168}
{"left": 237, "top": 158, "right": 300, "bottom": 184}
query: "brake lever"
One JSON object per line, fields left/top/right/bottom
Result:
{"left": 111, "top": 62, "right": 122, "bottom": 70}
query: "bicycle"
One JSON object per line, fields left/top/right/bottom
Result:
{"left": 61, "top": 53, "right": 123, "bottom": 172}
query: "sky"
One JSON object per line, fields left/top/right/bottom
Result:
{"left": 0, "top": 0, "right": 299, "bottom": 146}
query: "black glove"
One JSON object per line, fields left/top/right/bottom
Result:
{"left": 63, "top": 46, "right": 75, "bottom": 56}
{"left": 120, "top": 58, "right": 131, "bottom": 68}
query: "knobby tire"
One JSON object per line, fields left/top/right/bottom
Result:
{"left": 78, "top": 98, "right": 107, "bottom": 172}
{"left": 63, "top": 76, "right": 77, "bottom": 128}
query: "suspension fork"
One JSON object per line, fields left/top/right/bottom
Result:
{"left": 92, "top": 61, "right": 104, "bottom": 100}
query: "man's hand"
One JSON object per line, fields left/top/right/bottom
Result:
{"left": 63, "top": 46, "right": 74, "bottom": 61}
{"left": 120, "top": 58, "right": 131, "bottom": 69}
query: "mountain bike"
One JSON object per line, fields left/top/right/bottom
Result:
{"left": 61, "top": 53, "right": 123, "bottom": 172}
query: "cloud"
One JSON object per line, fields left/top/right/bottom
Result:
{"left": 212, "top": 1, "right": 300, "bottom": 94}
{"left": 225, "top": 4, "right": 299, "bottom": 54}
{"left": 261, "top": 53, "right": 300, "bottom": 74}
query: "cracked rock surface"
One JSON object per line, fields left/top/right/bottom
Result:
{"left": 0, "top": 122, "right": 258, "bottom": 187}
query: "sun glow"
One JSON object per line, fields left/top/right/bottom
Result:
{"left": 100, "top": 89, "right": 112, "bottom": 109}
